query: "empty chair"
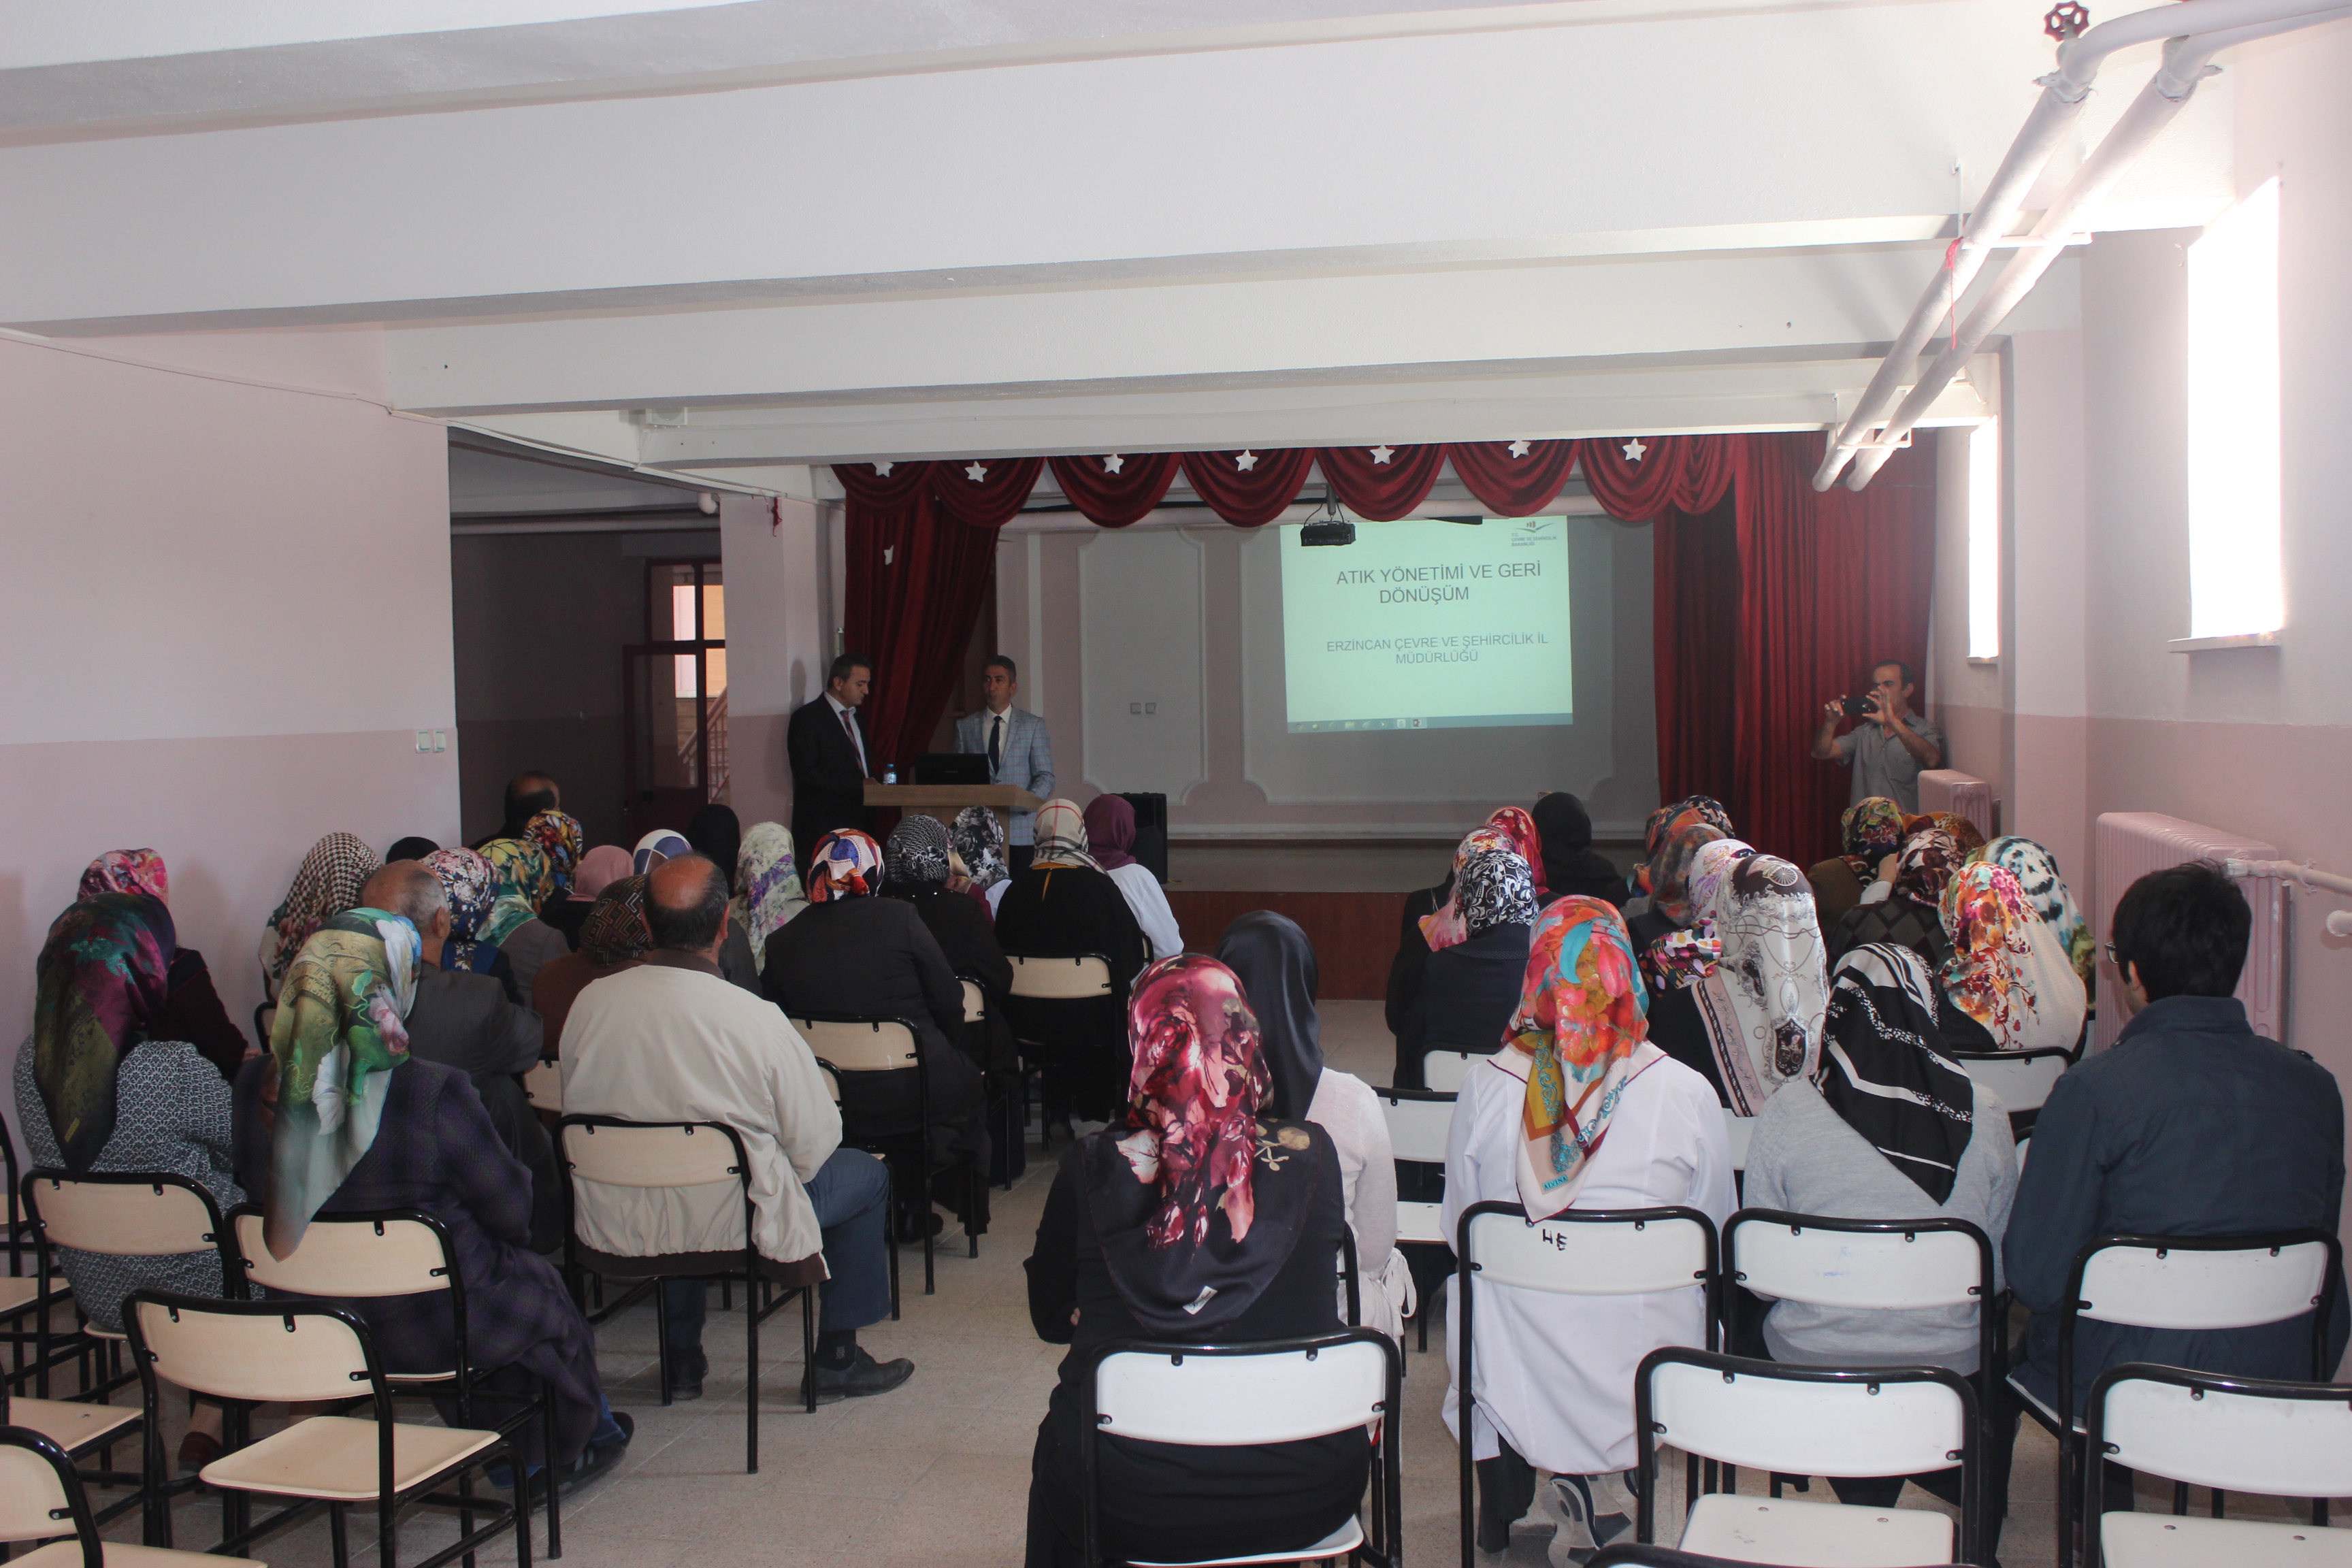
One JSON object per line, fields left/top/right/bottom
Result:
{"left": 2010, "top": 1229, "right": 2342, "bottom": 1568}
{"left": 2085, "top": 1364, "right": 2352, "bottom": 1567}
{"left": 0, "top": 1424, "right": 263, "bottom": 1568}
{"left": 559, "top": 1116, "right": 819, "bottom": 1468}
{"left": 1375, "top": 1087, "right": 1453, "bottom": 1351}
{"left": 1080, "top": 1330, "right": 1402, "bottom": 1567}
{"left": 1636, "top": 1347, "right": 1981, "bottom": 1566}
{"left": 122, "top": 1291, "right": 527, "bottom": 1566}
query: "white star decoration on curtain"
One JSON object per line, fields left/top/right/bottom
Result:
{"left": 1622, "top": 438, "right": 1648, "bottom": 462}
{"left": 872, "top": 460, "right": 894, "bottom": 476}
{"left": 1507, "top": 440, "right": 1532, "bottom": 459}
{"left": 965, "top": 461, "right": 988, "bottom": 481}
{"left": 1369, "top": 445, "right": 1395, "bottom": 464}
{"left": 1235, "top": 451, "right": 1259, "bottom": 472}
{"left": 1102, "top": 455, "right": 1124, "bottom": 474}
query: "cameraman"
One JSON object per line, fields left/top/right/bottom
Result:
{"left": 1812, "top": 659, "right": 1942, "bottom": 813}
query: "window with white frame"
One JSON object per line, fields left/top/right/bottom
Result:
{"left": 2185, "top": 176, "right": 2283, "bottom": 641}
{"left": 1967, "top": 419, "right": 1999, "bottom": 659}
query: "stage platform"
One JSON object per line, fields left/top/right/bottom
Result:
{"left": 1163, "top": 837, "right": 1640, "bottom": 1000}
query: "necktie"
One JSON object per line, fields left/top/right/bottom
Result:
{"left": 841, "top": 708, "right": 862, "bottom": 771}
{"left": 989, "top": 713, "right": 1004, "bottom": 773}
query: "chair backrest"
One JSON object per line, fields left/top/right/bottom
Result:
{"left": 960, "top": 979, "right": 986, "bottom": 1024}
{"left": 1946, "top": 1047, "right": 2072, "bottom": 1114}
{"left": 1642, "top": 1349, "right": 1971, "bottom": 1479}
{"left": 2076, "top": 1234, "right": 2335, "bottom": 1330}
{"left": 1092, "top": 1333, "right": 1393, "bottom": 1446}
{"left": 127, "top": 1295, "right": 376, "bottom": 1405}
{"left": 1721, "top": 1110, "right": 1753, "bottom": 1172}
{"left": 0, "top": 1426, "right": 88, "bottom": 1549}
{"left": 1422, "top": 1048, "right": 1493, "bottom": 1094}
{"left": 1007, "top": 954, "right": 1114, "bottom": 999}
{"left": 24, "top": 1171, "right": 219, "bottom": 1257}
{"left": 522, "top": 1058, "right": 562, "bottom": 1113}
{"left": 1378, "top": 1088, "right": 1454, "bottom": 1164}
{"left": 2091, "top": 1365, "right": 2352, "bottom": 1500}
{"left": 560, "top": 1118, "right": 746, "bottom": 1189}
{"left": 816, "top": 1063, "right": 843, "bottom": 1105}
{"left": 1728, "top": 1211, "right": 1990, "bottom": 1311}
{"left": 1462, "top": 1201, "right": 1716, "bottom": 1297}
{"left": 231, "top": 1209, "right": 452, "bottom": 1301}
{"left": 791, "top": 1017, "right": 919, "bottom": 1073}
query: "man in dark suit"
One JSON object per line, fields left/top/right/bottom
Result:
{"left": 787, "top": 652, "right": 877, "bottom": 867}
{"left": 358, "top": 862, "right": 561, "bottom": 1249}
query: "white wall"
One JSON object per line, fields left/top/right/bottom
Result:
{"left": 0, "top": 327, "right": 457, "bottom": 1130}
{"left": 719, "top": 493, "right": 830, "bottom": 832}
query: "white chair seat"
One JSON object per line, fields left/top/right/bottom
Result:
{"left": 2006, "top": 1370, "right": 2082, "bottom": 1435}
{"left": 200, "top": 1415, "right": 501, "bottom": 1501}
{"left": 0, "top": 1275, "right": 69, "bottom": 1313}
{"left": 2103, "top": 1509, "right": 2352, "bottom": 1565}
{"left": 1128, "top": 1515, "right": 1364, "bottom": 1566}
{"left": 8, "top": 1396, "right": 140, "bottom": 1454}
{"left": 1680, "top": 1494, "right": 1954, "bottom": 1565}
{"left": 1396, "top": 1201, "right": 1445, "bottom": 1247}
{"left": 13, "top": 1543, "right": 265, "bottom": 1567}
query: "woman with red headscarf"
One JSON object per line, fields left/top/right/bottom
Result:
{"left": 1022, "top": 955, "right": 1367, "bottom": 1568}
{"left": 78, "top": 848, "right": 248, "bottom": 1079}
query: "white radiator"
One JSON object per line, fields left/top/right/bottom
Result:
{"left": 1917, "top": 769, "right": 1995, "bottom": 843}
{"left": 2092, "top": 812, "right": 2285, "bottom": 1049}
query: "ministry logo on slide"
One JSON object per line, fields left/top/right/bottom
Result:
{"left": 1512, "top": 517, "right": 1563, "bottom": 547}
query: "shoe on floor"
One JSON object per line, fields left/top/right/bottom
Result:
{"left": 555, "top": 1411, "right": 633, "bottom": 1497}
{"left": 177, "top": 1430, "right": 223, "bottom": 1476}
{"left": 802, "top": 1349, "right": 915, "bottom": 1404}
{"left": 896, "top": 1211, "right": 946, "bottom": 1241}
{"left": 1540, "top": 1471, "right": 1635, "bottom": 1566}
{"left": 665, "top": 1345, "right": 708, "bottom": 1401}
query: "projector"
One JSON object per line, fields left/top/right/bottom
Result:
{"left": 1299, "top": 518, "right": 1356, "bottom": 546}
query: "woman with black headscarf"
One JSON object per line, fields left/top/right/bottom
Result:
{"left": 1216, "top": 911, "right": 1409, "bottom": 1342}
{"left": 885, "top": 814, "right": 1015, "bottom": 1069}
{"left": 1393, "top": 846, "right": 1538, "bottom": 1088}
{"left": 1022, "top": 956, "right": 1367, "bottom": 1568}
{"left": 1530, "top": 791, "right": 1628, "bottom": 906}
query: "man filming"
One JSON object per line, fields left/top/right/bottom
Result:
{"left": 1812, "top": 659, "right": 1943, "bottom": 813}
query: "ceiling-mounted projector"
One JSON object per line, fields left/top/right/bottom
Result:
{"left": 1298, "top": 489, "right": 1355, "bottom": 546}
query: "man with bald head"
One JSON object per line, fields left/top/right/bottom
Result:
{"left": 561, "top": 854, "right": 911, "bottom": 1403}
{"left": 359, "top": 861, "right": 559, "bottom": 1247}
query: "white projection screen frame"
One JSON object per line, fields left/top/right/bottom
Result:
{"left": 1278, "top": 517, "right": 1573, "bottom": 732}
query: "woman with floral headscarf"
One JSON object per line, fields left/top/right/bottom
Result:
{"left": 231, "top": 907, "right": 633, "bottom": 1486}
{"left": 764, "top": 829, "right": 990, "bottom": 1236}
{"left": 1807, "top": 796, "right": 1906, "bottom": 928}
{"left": 421, "top": 847, "right": 522, "bottom": 1002}
{"left": 730, "top": 822, "right": 807, "bottom": 977}
{"left": 1978, "top": 835, "right": 2095, "bottom": 992}
{"left": 1936, "top": 861, "right": 2087, "bottom": 1053}
{"left": 951, "top": 805, "right": 1013, "bottom": 915}
{"left": 996, "top": 800, "right": 1151, "bottom": 1130}
{"left": 258, "top": 832, "right": 380, "bottom": 1002}
{"left": 77, "top": 847, "right": 246, "bottom": 1079}
{"left": 478, "top": 834, "right": 570, "bottom": 1004}
{"left": 1673, "top": 838, "right": 1830, "bottom": 1117}
{"left": 1022, "top": 955, "right": 1363, "bottom": 1568}
{"left": 1443, "top": 898, "right": 1734, "bottom": 1557}
{"left": 1828, "top": 826, "right": 1963, "bottom": 971}
{"left": 1394, "top": 846, "right": 1539, "bottom": 1088}
{"left": 16, "top": 893, "right": 246, "bottom": 1470}
{"left": 530, "top": 875, "right": 653, "bottom": 1056}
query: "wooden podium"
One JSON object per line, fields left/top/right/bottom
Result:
{"left": 863, "top": 783, "right": 1043, "bottom": 840}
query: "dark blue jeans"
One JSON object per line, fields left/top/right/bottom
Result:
{"left": 663, "top": 1146, "right": 894, "bottom": 1350}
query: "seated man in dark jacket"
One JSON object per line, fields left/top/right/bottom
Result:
{"left": 359, "top": 863, "right": 561, "bottom": 1250}
{"left": 765, "top": 828, "right": 987, "bottom": 1235}
{"left": 2004, "top": 861, "right": 2349, "bottom": 1509}
{"left": 1394, "top": 848, "right": 1537, "bottom": 1088}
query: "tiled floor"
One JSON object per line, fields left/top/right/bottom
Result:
{"left": 67, "top": 1000, "right": 2345, "bottom": 1566}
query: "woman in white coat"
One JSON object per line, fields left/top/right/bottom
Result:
{"left": 1443, "top": 895, "right": 1734, "bottom": 1560}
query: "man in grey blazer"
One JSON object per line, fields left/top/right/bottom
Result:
{"left": 953, "top": 654, "right": 1056, "bottom": 871}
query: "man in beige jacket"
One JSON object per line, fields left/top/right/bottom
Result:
{"left": 562, "top": 853, "right": 911, "bottom": 1403}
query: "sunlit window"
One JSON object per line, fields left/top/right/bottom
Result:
{"left": 2186, "top": 176, "right": 2283, "bottom": 640}
{"left": 674, "top": 585, "right": 699, "bottom": 696}
{"left": 1968, "top": 419, "right": 1999, "bottom": 659}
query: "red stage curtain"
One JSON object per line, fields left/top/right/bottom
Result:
{"left": 1727, "top": 431, "right": 1938, "bottom": 868}
{"left": 1651, "top": 491, "right": 1743, "bottom": 810}
{"left": 1318, "top": 444, "right": 1446, "bottom": 521}
{"left": 832, "top": 460, "right": 934, "bottom": 510}
{"left": 1578, "top": 436, "right": 1734, "bottom": 522}
{"left": 930, "top": 455, "right": 1043, "bottom": 529}
{"left": 1180, "top": 448, "right": 1317, "bottom": 527}
{"left": 1448, "top": 440, "right": 1576, "bottom": 516}
{"left": 842, "top": 491, "right": 1001, "bottom": 775}
{"left": 1045, "top": 452, "right": 1181, "bottom": 527}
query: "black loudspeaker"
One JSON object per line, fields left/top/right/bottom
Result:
{"left": 1117, "top": 792, "right": 1170, "bottom": 884}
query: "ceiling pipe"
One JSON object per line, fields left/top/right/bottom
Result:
{"left": 1818, "top": 0, "right": 2352, "bottom": 492}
